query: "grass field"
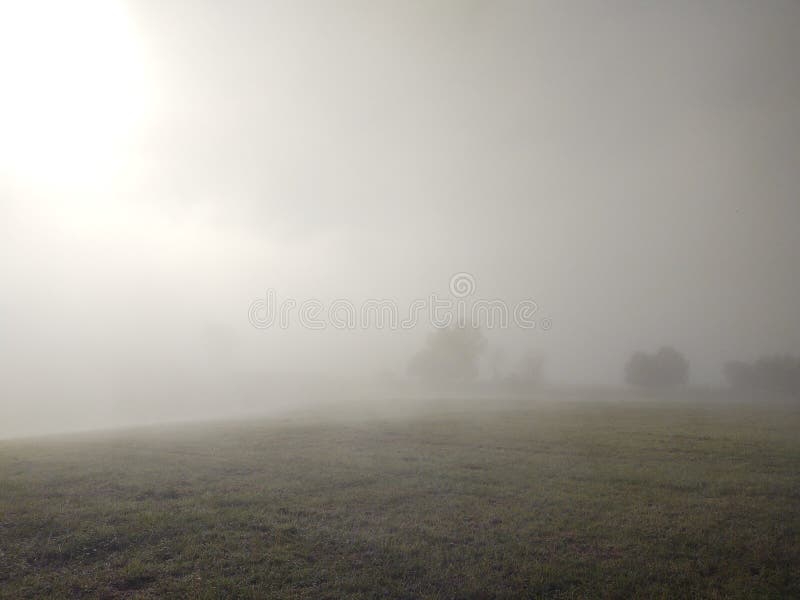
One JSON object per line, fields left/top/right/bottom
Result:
{"left": 1, "top": 397, "right": 799, "bottom": 598}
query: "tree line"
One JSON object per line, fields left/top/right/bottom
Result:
{"left": 406, "top": 324, "right": 800, "bottom": 398}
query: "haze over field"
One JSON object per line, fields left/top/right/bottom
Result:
{"left": 2, "top": 0, "right": 800, "bottom": 437}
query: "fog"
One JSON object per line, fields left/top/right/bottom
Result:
{"left": 1, "top": 0, "right": 799, "bottom": 437}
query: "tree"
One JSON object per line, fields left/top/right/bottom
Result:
{"left": 508, "top": 349, "right": 545, "bottom": 387}
{"left": 754, "top": 355, "right": 800, "bottom": 396}
{"left": 407, "top": 323, "right": 487, "bottom": 386}
{"left": 725, "top": 355, "right": 800, "bottom": 397}
{"left": 625, "top": 346, "right": 688, "bottom": 389}
{"left": 723, "top": 361, "right": 755, "bottom": 390}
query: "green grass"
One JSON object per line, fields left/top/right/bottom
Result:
{"left": 1, "top": 398, "right": 799, "bottom": 598}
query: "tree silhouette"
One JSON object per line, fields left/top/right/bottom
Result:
{"left": 408, "top": 323, "right": 487, "bottom": 385}
{"left": 625, "top": 346, "right": 688, "bottom": 389}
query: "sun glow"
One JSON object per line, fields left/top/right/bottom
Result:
{"left": 0, "top": 0, "right": 154, "bottom": 188}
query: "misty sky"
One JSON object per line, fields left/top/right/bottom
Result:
{"left": 1, "top": 0, "right": 799, "bottom": 435}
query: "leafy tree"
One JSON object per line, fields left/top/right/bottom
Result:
{"left": 408, "top": 323, "right": 487, "bottom": 385}
{"left": 723, "top": 361, "right": 755, "bottom": 390}
{"left": 625, "top": 346, "right": 688, "bottom": 389}
{"left": 725, "top": 355, "right": 800, "bottom": 397}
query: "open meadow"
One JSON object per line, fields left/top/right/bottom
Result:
{"left": 3, "top": 0, "right": 800, "bottom": 597}
{"left": 1, "top": 395, "right": 799, "bottom": 598}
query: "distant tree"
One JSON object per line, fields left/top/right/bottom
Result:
{"left": 723, "top": 361, "right": 755, "bottom": 390}
{"left": 407, "top": 323, "right": 487, "bottom": 386}
{"left": 488, "top": 347, "right": 507, "bottom": 381}
{"left": 509, "top": 349, "right": 545, "bottom": 387}
{"left": 625, "top": 346, "right": 688, "bottom": 389}
{"left": 725, "top": 355, "right": 800, "bottom": 398}
{"left": 756, "top": 355, "right": 800, "bottom": 397}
